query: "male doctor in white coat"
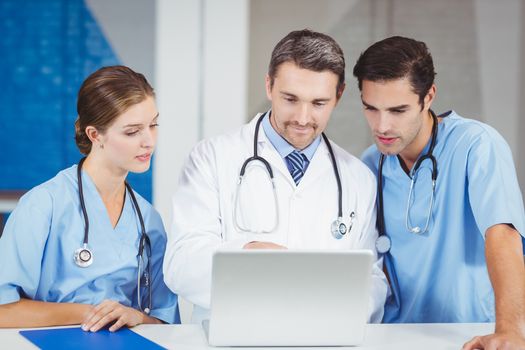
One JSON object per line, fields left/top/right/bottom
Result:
{"left": 163, "top": 29, "right": 388, "bottom": 323}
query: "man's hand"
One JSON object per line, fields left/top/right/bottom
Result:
{"left": 463, "top": 224, "right": 525, "bottom": 350}
{"left": 463, "top": 332, "right": 525, "bottom": 350}
{"left": 81, "top": 300, "right": 145, "bottom": 332}
{"left": 243, "top": 241, "right": 287, "bottom": 249}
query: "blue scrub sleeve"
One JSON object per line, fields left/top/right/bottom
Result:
{"left": 0, "top": 188, "right": 52, "bottom": 304}
{"left": 467, "top": 127, "right": 525, "bottom": 238}
{"left": 145, "top": 210, "right": 180, "bottom": 324}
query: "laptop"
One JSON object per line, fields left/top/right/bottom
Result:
{"left": 203, "top": 249, "right": 373, "bottom": 346}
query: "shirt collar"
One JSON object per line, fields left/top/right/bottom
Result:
{"left": 261, "top": 111, "right": 321, "bottom": 161}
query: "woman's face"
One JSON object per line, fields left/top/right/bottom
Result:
{"left": 97, "top": 96, "right": 159, "bottom": 174}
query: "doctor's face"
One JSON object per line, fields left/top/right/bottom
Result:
{"left": 266, "top": 62, "right": 343, "bottom": 150}
{"left": 98, "top": 96, "right": 158, "bottom": 174}
{"left": 361, "top": 78, "right": 434, "bottom": 158}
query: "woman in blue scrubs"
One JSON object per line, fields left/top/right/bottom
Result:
{"left": 0, "top": 66, "right": 178, "bottom": 331}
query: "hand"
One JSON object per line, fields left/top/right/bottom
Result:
{"left": 81, "top": 300, "right": 145, "bottom": 332}
{"left": 243, "top": 241, "right": 287, "bottom": 249}
{"left": 463, "top": 332, "right": 525, "bottom": 350}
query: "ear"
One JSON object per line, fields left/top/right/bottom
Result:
{"left": 265, "top": 74, "right": 273, "bottom": 101}
{"left": 424, "top": 84, "right": 437, "bottom": 111}
{"left": 335, "top": 82, "right": 346, "bottom": 104}
{"left": 85, "top": 126, "right": 103, "bottom": 147}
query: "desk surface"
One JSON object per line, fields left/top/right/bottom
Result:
{"left": 1, "top": 323, "right": 494, "bottom": 349}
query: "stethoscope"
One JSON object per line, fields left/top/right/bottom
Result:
{"left": 74, "top": 157, "right": 152, "bottom": 314}
{"left": 375, "top": 110, "right": 439, "bottom": 254}
{"left": 233, "top": 112, "right": 355, "bottom": 239}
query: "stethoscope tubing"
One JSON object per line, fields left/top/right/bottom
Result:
{"left": 377, "top": 109, "right": 439, "bottom": 242}
{"left": 76, "top": 157, "right": 152, "bottom": 313}
{"left": 235, "top": 112, "right": 351, "bottom": 238}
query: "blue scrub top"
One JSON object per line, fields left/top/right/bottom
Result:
{"left": 362, "top": 111, "right": 525, "bottom": 323}
{"left": 0, "top": 165, "right": 179, "bottom": 324}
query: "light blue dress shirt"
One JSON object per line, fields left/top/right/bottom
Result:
{"left": 362, "top": 111, "right": 525, "bottom": 323}
{"left": 261, "top": 111, "right": 321, "bottom": 173}
{"left": 0, "top": 165, "right": 179, "bottom": 324}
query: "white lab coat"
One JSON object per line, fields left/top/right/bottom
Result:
{"left": 163, "top": 114, "right": 388, "bottom": 323}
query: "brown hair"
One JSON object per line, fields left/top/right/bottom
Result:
{"left": 268, "top": 29, "right": 345, "bottom": 96}
{"left": 75, "top": 65, "right": 155, "bottom": 155}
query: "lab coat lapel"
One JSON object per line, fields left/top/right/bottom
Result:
{"left": 259, "top": 138, "right": 295, "bottom": 187}
{"left": 252, "top": 124, "right": 295, "bottom": 187}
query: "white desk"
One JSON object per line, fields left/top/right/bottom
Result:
{"left": 1, "top": 323, "right": 494, "bottom": 349}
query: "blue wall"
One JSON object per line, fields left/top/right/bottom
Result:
{"left": 0, "top": 0, "right": 153, "bottom": 201}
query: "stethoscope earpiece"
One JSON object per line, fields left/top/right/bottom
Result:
{"left": 409, "top": 226, "right": 422, "bottom": 234}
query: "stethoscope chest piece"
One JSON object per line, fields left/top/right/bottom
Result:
{"left": 331, "top": 212, "right": 355, "bottom": 240}
{"left": 375, "top": 235, "right": 391, "bottom": 254}
{"left": 331, "top": 218, "right": 347, "bottom": 240}
{"left": 74, "top": 243, "right": 93, "bottom": 267}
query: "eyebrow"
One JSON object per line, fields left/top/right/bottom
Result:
{"left": 122, "top": 113, "right": 159, "bottom": 128}
{"left": 280, "top": 91, "right": 331, "bottom": 102}
{"left": 361, "top": 99, "right": 410, "bottom": 111}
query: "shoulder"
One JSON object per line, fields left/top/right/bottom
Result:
{"left": 130, "top": 190, "right": 163, "bottom": 225}
{"left": 184, "top": 120, "right": 254, "bottom": 176}
{"left": 16, "top": 166, "right": 78, "bottom": 214}
{"left": 329, "top": 140, "right": 377, "bottom": 186}
{"left": 360, "top": 144, "right": 380, "bottom": 174}
{"left": 5, "top": 166, "right": 78, "bottom": 240}
{"left": 190, "top": 122, "right": 249, "bottom": 157}
{"left": 443, "top": 112, "right": 508, "bottom": 147}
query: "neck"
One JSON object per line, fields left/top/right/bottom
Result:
{"left": 82, "top": 153, "right": 128, "bottom": 202}
{"left": 399, "top": 111, "right": 434, "bottom": 171}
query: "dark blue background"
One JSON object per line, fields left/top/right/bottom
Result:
{"left": 0, "top": 0, "right": 153, "bottom": 201}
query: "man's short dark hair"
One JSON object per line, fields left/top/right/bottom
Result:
{"left": 268, "top": 29, "right": 345, "bottom": 96}
{"left": 353, "top": 36, "right": 436, "bottom": 107}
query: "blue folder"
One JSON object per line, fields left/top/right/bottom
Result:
{"left": 19, "top": 326, "right": 166, "bottom": 350}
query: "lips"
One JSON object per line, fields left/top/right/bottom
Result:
{"left": 136, "top": 153, "right": 151, "bottom": 162}
{"left": 377, "top": 136, "right": 398, "bottom": 145}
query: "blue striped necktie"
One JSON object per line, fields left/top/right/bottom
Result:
{"left": 286, "top": 150, "right": 307, "bottom": 185}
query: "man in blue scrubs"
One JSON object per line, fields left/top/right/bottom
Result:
{"left": 354, "top": 36, "right": 525, "bottom": 349}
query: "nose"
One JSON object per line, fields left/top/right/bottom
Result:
{"left": 295, "top": 103, "right": 310, "bottom": 125}
{"left": 376, "top": 112, "right": 391, "bottom": 135}
{"left": 141, "top": 128, "right": 156, "bottom": 149}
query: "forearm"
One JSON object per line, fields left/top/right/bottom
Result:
{"left": 165, "top": 226, "right": 247, "bottom": 308}
{"left": 164, "top": 236, "right": 217, "bottom": 308}
{"left": 0, "top": 298, "right": 93, "bottom": 328}
{"left": 368, "top": 258, "right": 388, "bottom": 323}
{"left": 485, "top": 224, "right": 525, "bottom": 334}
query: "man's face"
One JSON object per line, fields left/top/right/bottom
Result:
{"left": 266, "top": 62, "right": 343, "bottom": 150}
{"left": 361, "top": 78, "right": 433, "bottom": 158}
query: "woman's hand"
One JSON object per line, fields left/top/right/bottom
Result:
{"left": 81, "top": 300, "right": 145, "bottom": 332}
